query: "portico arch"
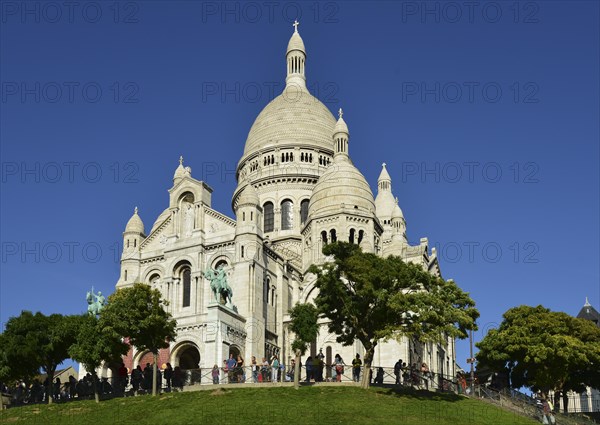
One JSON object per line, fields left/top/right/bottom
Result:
{"left": 171, "top": 341, "right": 201, "bottom": 370}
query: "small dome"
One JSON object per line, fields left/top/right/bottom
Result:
{"left": 173, "top": 156, "right": 186, "bottom": 181}
{"left": 287, "top": 30, "right": 305, "bottom": 55}
{"left": 334, "top": 115, "right": 349, "bottom": 135}
{"left": 392, "top": 200, "right": 404, "bottom": 220}
{"left": 125, "top": 207, "right": 145, "bottom": 234}
{"left": 375, "top": 163, "right": 395, "bottom": 221}
{"left": 236, "top": 184, "right": 259, "bottom": 209}
{"left": 310, "top": 157, "right": 375, "bottom": 217}
{"left": 378, "top": 163, "right": 391, "bottom": 183}
{"left": 150, "top": 208, "right": 170, "bottom": 234}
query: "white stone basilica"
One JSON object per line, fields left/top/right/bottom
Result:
{"left": 116, "top": 24, "right": 456, "bottom": 379}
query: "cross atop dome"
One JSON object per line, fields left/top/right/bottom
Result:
{"left": 293, "top": 19, "right": 299, "bottom": 33}
{"left": 338, "top": 108, "right": 343, "bottom": 119}
{"left": 179, "top": 155, "right": 184, "bottom": 165}
{"left": 134, "top": 206, "right": 138, "bottom": 214}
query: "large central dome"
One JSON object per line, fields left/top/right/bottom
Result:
{"left": 242, "top": 85, "right": 336, "bottom": 158}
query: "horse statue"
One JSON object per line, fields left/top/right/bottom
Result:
{"left": 86, "top": 287, "right": 106, "bottom": 316}
{"left": 204, "top": 265, "right": 233, "bottom": 306}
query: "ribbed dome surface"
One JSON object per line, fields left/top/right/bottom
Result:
{"left": 125, "top": 208, "right": 145, "bottom": 234}
{"left": 334, "top": 116, "right": 349, "bottom": 135}
{"left": 287, "top": 31, "right": 305, "bottom": 55}
{"left": 375, "top": 190, "right": 396, "bottom": 219}
{"left": 150, "top": 208, "right": 170, "bottom": 234}
{"left": 236, "top": 184, "right": 259, "bottom": 208}
{"left": 310, "top": 158, "right": 374, "bottom": 216}
{"left": 392, "top": 203, "right": 404, "bottom": 219}
{"left": 242, "top": 85, "right": 336, "bottom": 158}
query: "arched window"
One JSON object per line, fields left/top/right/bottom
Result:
{"left": 300, "top": 199, "right": 309, "bottom": 224}
{"left": 182, "top": 268, "right": 191, "bottom": 308}
{"left": 321, "top": 231, "right": 328, "bottom": 244}
{"left": 349, "top": 228, "right": 355, "bottom": 244}
{"left": 263, "top": 202, "right": 274, "bottom": 232}
{"left": 281, "top": 199, "right": 293, "bottom": 230}
{"left": 358, "top": 230, "right": 364, "bottom": 244}
{"left": 264, "top": 278, "right": 269, "bottom": 304}
{"left": 330, "top": 229, "right": 337, "bottom": 242}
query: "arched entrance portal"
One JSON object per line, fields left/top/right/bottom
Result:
{"left": 229, "top": 345, "right": 241, "bottom": 360}
{"left": 178, "top": 346, "right": 200, "bottom": 370}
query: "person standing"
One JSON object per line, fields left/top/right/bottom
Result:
{"left": 212, "top": 365, "right": 220, "bottom": 384}
{"left": 334, "top": 354, "right": 344, "bottom": 382}
{"left": 352, "top": 354, "right": 362, "bottom": 383}
{"left": 226, "top": 354, "right": 237, "bottom": 383}
{"left": 251, "top": 356, "right": 258, "bottom": 383}
{"left": 261, "top": 357, "right": 269, "bottom": 382}
{"left": 420, "top": 362, "right": 430, "bottom": 390}
{"left": 394, "top": 359, "right": 403, "bottom": 385}
{"left": 164, "top": 363, "right": 173, "bottom": 391}
{"left": 236, "top": 355, "right": 245, "bottom": 383}
{"left": 271, "top": 355, "right": 279, "bottom": 383}
{"left": 305, "top": 356, "right": 313, "bottom": 382}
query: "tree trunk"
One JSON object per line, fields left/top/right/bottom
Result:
{"left": 360, "top": 345, "right": 376, "bottom": 390}
{"left": 92, "top": 372, "right": 100, "bottom": 403}
{"left": 562, "top": 391, "right": 569, "bottom": 413}
{"left": 47, "top": 367, "right": 55, "bottom": 404}
{"left": 152, "top": 352, "right": 158, "bottom": 396}
{"left": 293, "top": 350, "right": 301, "bottom": 390}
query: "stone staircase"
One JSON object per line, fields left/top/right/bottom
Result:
{"left": 470, "top": 386, "right": 598, "bottom": 425}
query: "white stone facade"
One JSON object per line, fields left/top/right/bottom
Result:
{"left": 115, "top": 24, "right": 456, "bottom": 380}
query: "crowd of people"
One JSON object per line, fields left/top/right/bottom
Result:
{"left": 2, "top": 373, "right": 117, "bottom": 405}
{"left": 1, "top": 353, "right": 463, "bottom": 408}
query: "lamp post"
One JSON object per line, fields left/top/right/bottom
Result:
{"left": 469, "top": 329, "right": 475, "bottom": 395}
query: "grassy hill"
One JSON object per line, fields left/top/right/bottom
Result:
{"left": 0, "top": 385, "right": 539, "bottom": 425}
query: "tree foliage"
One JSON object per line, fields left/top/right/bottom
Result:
{"left": 68, "top": 314, "right": 129, "bottom": 402}
{"left": 476, "top": 305, "right": 600, "bottom": 393}
{"left": 289, "top": 303, "right": 320, "bottom": 388}
{"left": 99, "top": 283, "right": 177, "bottom": 396}
{"left": 0, "top": 311, "right": 79, "bottom": 403}
{"left": 308, "top": 242, "right": 479, "bottom": 388}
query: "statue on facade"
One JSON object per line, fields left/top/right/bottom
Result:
{"left": 204, "top": 265, "right": 233, "bottom": 306}
{"left": 86, "top": 287, "right": 106, "bottom": 316}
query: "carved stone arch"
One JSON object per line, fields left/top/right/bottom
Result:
{"left": 143, "top": 266, "right": 165, "bottom": 284}
{"left": 177, "top": 190, "right": 195, "bottom": 204}
{"left": 228, "top": 344, "right": 243, "bottom": 359}
{"left": 133, "top": 349, "right": 155, "bottom": 369}
{"left": 209, "top": 255, "right": 232, "bottom": 270}
{"left": 167, "top": 255, "right": 196, "bottom": 275}
{"left": 173, "top": 259, "right": 193, "bottom": 275}
{"left": 171, "top": 340, "right": 201, "bottom": 369}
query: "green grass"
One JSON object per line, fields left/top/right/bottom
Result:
{"left": 0, "top": 386, "right": 539, "bottom": 425}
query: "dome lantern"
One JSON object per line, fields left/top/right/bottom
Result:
{"left": 286, "top": 20, "right": 307, "bottom": 89}
{"left": 333, "top": 108, "right": 349, "bottom": 159}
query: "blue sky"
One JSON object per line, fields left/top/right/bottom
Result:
{"left": 1, "top": 1, "right": 598, "bottom": 371}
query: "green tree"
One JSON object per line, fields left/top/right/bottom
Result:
{"left": 476, "top": 305, "right": 600, "bottom": 399}
{"left": 308, "top": 242, "right": 479, "bottom": 389}
{"left": 0, "top": 311, "right": 79, "bottom": 403}
{"left": 99, "top": 283, "right": 177, "bottom": 396}
{"left": 289, "top": 303, "right": 320, "bottom": 389}
{"left": 68, "top": 314, "right": 129, "bottom": 403}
